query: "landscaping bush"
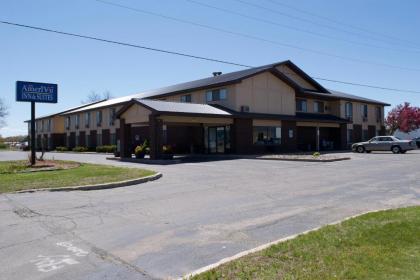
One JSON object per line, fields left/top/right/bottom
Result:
{"left": 56, "top": 146, "right": 69, "bottom": 152}
{"left": 134, "top": 140, "right": 149, "bottom": 158}
{"left": 72, "top": 146, "right": 88, "bottom": 152}
{"left": 96, "top": 145, "right": 117, "bottom": 153}
{"left": 0, "top": 142, "right": 7, "bottom": 149}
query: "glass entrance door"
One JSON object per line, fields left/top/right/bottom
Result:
{"left": 207, "top": 126, "right": 227, "bottom": 154}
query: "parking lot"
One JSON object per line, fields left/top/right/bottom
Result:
{"left": 0, "top": 150, "right": 419, "bottom": 279}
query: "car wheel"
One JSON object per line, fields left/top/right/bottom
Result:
{"left": 391, "top": 146, "right": 401, "bottom": 154}
{"left": 357, "top": 146, "right": 365, "bottom": 153}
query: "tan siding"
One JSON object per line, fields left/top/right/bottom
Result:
{"left": 276, "top": 65, "right": 317, "bottom": 90}
{"left": 253, "top": 119, "right": 282, "bottom": 126}
{"left": 234, "top": 72, "right": 295, "bottom": 115}
{"left": 121, "top": 104, "right": 151, "bottom": 124}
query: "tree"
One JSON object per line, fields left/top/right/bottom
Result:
{"left": 385, "top": 102, "right": 420, "bottom": 134}
{"left": 81, "top": 91, "right": 112, "bottom": 104}
{"left": 0, "top": 98, "right": 8, "bottom": 129}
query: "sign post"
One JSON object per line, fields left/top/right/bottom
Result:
{"left": 16, "top": 81, "right": 58, "bottom": 165}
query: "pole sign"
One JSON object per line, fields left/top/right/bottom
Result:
{"left": 15, "top": 81, "right": 58, "bottom": 165}
{"left": 16, "top": 81, "right": 58, "bottom": 103}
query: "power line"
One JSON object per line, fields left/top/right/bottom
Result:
{"left": 185, "top": 0, "right": 420, "bottom": 54}
{"left": 0, "top": 20, "right": 251, "bottom": 68}
{"left": 1, "top": 20, "right": 420, "bottom": 94}
{"left": 265, "top": 0, "right": 419, "bottom": 48}
{"left": 233, "top": 0, "right": 420, "bottom": 50}
{"left": 92, "top": 0, "right": 420, "bottom": 72}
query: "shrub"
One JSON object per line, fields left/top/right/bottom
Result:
{"left": 72, "top": 146, "right": 88, "bottom": 152}
{"left": 0, "top": 142, "right": 7, "bottom": 149}
{"left": 96, "top": 145, "right": 117, "bottom": 153}
{"left": 312, "top": 152, "right": 321, "bottom": 158}
{"left": 135, "top": 145, "right": 146, "bottom": 158}
{"left": 162, "top": 145, "right": 173, "bottom": 154}
{"left": 56, "top": 146, "right": 69, "bottom": 152}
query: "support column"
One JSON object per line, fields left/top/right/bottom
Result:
{"left": 281, "top": 121, "right": 297, "bottom": 152}
{"left": 149, "top": 115, "right": 163, "bottom": 159}
{"left": 339, "top": 123, "right": 348, "bottom": 150}
{"left": 316, "top": 126, "right": 320, "bottom": 151}
{"left": 119, "top": 118, "right": 132, "bottom": 158}
{"left": 232, "top": 118, "right": 253, "bottom": 154}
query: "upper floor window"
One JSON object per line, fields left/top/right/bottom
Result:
{"left": 345, "top": 102, "right": 353, "bottom": 119}
{"left": 40, "top": 120, "right": 44, "bottom": 132}
{"left": 376, "top": 106, "right": 382, "bottom": 122}
{"left": 206, "top": 88, "right": 227, "bottom": 102}
{"left": 65, "top": 116, "right": 70, "bottom": 130}
{"left": 109, "top": 108, "right": 116, "bottom": 126}
{"left": 96, "top": 110, "right": 102, "bottom": 127}
{"left": 296, "top": 99, "right": 307, "bottom": 112}
{"left": 75, "top": 114, "right": 80, "bottom": 129}
{"left": 314, "top": 101, "right": 325, "bottom": 113}
{"left": 47, "top": 119, "right": 51, "bottom": 132}
{"left": 85, "top": 112, "right": 90, "bottom": 128}
{"left": 362, "top": 104, "right": 368, "bottom": 120}
{"left": 180, "top": 94, "right": 192, "bottom": 103}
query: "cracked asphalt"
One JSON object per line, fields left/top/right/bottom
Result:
{"left": 0, "top": 150, "right": 419, "bottom": 279}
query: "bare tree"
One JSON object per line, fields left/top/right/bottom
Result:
{"left": 82, "top": 91, "right": 113, "bottom": 104}
{"left": 0, "top": 98, "right": 8, "bottom": 128}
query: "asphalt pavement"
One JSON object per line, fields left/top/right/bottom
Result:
{"left": 0, "top": 150, "right": 419, "bottom": 279}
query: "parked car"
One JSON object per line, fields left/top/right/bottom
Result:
{"left": 414, "top": 137, "right": 420, "bottom": 148}
{"left": 352, "top": 136, "right": 416, "bottom": 154}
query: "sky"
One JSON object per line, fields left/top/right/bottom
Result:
{"left": 1, "top": 0, "right": 420, "bottom": 136}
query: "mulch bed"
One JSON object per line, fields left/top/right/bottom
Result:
{"left": 19, "top": 160, "right": 80, "bottom": 173}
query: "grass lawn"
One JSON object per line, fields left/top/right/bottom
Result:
{"left": 192, "top": 206, "right": 420, "bottom": 280}
{"left": 0, "top": 160, "right": 156, "bottom": 193}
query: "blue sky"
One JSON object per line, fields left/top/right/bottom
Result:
{"left": 1, "top": 0, "right": 419, "bottom": 136}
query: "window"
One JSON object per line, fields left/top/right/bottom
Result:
{"left": 97, "top": 134, "right": 102, "bottom": 146}
{"left": 40, "top": 120, "right": 44, "bottom": 132}
{"left": 362, "top": 104, "right": 368, "bottom": 120}
{"left": 314, "top": 101, "right": 325, "bottom": 113}
{"left": 109, "top": 108, "right": 116, "bottom": 126}
{"left": 85, "top": 112, "right": 90, "bottom": 128}
{"left": 47, "top": 119, "right": 51, "bottom": 132}
{"left": 253, "top": 126, "right": 281, "bottom": 145}
{"left": 362, "top": 129, "right": 369, "bottom": 141}
{"left": 379, "top": 137, "right": 393, "bottom": 142}
{"left": 347, "top": 129, "right": 353, "bottom": 143}
{"left": 65, "top": 116, "right": 70, "bottom": 130}
{"left": 376, "top": 107, "right": 382, "bottom": 122}
{"left": 96, "top": 111, "right": 102, "bottom": 127}
{"left": 110, "top": 133, "right": 116, "bottom": 145}
{"left": 206, "top": 88, "right": 227, "bottom": 102}
{"left": 180, "top": 94, "right": 192, "bottom": 103}
{"left": 345, "top": 102, "right": 353, "bottom": 119}
{"left": 75, "top": 114, "right": 80, "bottom": 129}
{"left": 296, "top": 99, "right": 307, "bottom": 112}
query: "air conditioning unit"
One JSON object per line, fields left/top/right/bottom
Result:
{"left": 241, "top": 105, "right": 250, "bottom": 112}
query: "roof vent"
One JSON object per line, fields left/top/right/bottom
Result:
{"left": 212, "top": 72, "right": 222, "bottom": 77}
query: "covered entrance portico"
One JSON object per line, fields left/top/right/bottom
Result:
{"left": 297, "top": 121, "right": 348, "bottom": 151}
{"left": 117, "top": 99, "right": 233, "bottom": 159}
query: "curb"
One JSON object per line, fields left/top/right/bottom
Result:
{"left": 13, "top": 173, "right": 162, "bottom": 193}
{"left": 180, "top": 207, "right": 397, "bottom": 280}
{"left": 256, "top": 157, "right": 351, "bottom": 162}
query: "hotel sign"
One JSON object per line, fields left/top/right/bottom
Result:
{"left": 16, "top": 81, "right": 58, "bottom": 103}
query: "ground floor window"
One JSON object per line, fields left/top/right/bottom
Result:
{"left": 204, "top": 126, "right": 231, "bottom": 153}
{"left": 253, "top": 126, "right": 281, "bottom": 145}
{"left": 347, "top": 129, "right": 353, "bottom": 144}
{"left": 110, "top": 133, "right": 116, "bottom": 145}
{"left": 85, "top": 135, "right": 90, "bottom": 147}
{"left": 362, "top": 129, "right": 369, "bottom": 141}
